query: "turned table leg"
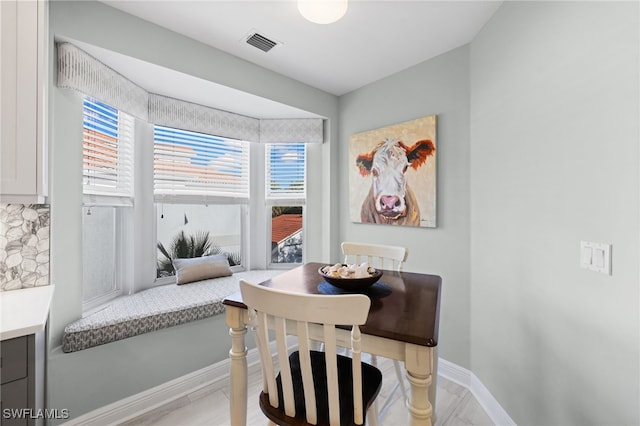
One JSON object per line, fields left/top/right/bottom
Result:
{"left": 405, "top": 344, "right": 434, "bottom": 426}
{"left": 226, "top": 308, "right": 248, "bottom": 426}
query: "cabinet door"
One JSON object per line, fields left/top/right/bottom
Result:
{"left": 1, "top": 336, "right": 28, "bottom": 384}
{"left": 0, "top": 0, "right": 47, "bottom": 202}
{"left": 1, "top": 378, "right": 29, "bottom": 426}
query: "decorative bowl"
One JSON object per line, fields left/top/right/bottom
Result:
{"left": 318, "top": 265, "right": 383, "bottom": 291}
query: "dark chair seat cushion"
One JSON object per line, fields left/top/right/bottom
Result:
{"left": 259, "top": 350, "right": 383, "bottom": 426}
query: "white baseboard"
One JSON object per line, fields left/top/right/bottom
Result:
{"left": 438, "top": 358, "right": 516, "bottom": 426}
{"left": 64, "top": 349, "right": 514, "bottom": 426}
{"left": 438, "top": 357, "right": 472, "bottom": 388}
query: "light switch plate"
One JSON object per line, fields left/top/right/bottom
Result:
{"left": 580, "top": 241, "right": 611, "bottom": 275}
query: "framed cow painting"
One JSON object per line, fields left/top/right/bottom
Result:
{"left": 349, "top": 115, "right": 436, "bottom": 228}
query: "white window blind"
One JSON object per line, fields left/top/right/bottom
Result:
{"left": 266, "top": 143, "right": 306, "bottom": 203}
{"left": 83, "top": 98, "right": 134, "bottom": 203}
{"left": 154, "top": 126, "right": 250, "bottom": 203}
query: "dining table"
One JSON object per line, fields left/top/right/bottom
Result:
{"left": 223, "top": 262, "right": 442, "bottom": 426}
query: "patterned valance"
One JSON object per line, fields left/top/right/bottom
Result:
{"left": 57, "top": 43, "right": 149, "bottom": 121}
{"left": 57, "top": 43, "right": 324, "bottom": 143}
{"left": 149, "top": 94, "right": 260, "bottom": 142}
{"left": 260, "top": 119, "right": 323, "bottom": 143}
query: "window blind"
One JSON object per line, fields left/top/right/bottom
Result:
{"left": 265, "top": 143, "right": 306, "bottom": 203}
{"left": 154, "top": 126, "right": 250, "bottom": 203}
{"left": 83, "top": 98, "right": 134, "bottom": 204}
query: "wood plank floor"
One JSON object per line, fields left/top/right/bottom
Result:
{"left": 121, "top": 357, "right": 494, "bottom": 426}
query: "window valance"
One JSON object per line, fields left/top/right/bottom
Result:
{"left": 57, "top": 43, "right": 149, "bottom": 121}
{"left": 260, "top": 119, "right": 323, "bottom": 144}
{"left": 149, "top": 94, "right": 260, "bottom": 143}
{"left": 56, "top": 42, "right": 324, "bottom": 143}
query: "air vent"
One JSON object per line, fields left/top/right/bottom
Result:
{"left": 245, "top": 32, "right": 279, "bottom": 53}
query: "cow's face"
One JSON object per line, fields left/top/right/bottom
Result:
{"left": 356, "top": 138, "right": 434, "bottom": 220}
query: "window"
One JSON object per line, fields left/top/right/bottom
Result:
{"left": 266, "top": 143, "right": 306, "bottom": 265}
{"left": 82, "top": 98, "right": 134, "bottom": 310}
{"left": 153, "top": 126, "right": 249, "bottom": 277}
{"left": 156, "top": 203, "right": 243, "bottom": 278}
{"left": 82, "top": 98, "right": 134, "bottom": 203}
{"left": 153, "top": 126, "right": 249, "bottom": 202}
{"left": 82, "top": 206, "right": 123, "bottom": 304}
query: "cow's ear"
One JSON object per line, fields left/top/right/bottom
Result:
{"left": 356, "top": 153, "right": 374, "bottom": 176}
{"left": 402, "top": 139, "right": 435, "bottom": 170}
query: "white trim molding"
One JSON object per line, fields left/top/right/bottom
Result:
{"left": 438, "top": 358, "right": 517, "bottom": 426}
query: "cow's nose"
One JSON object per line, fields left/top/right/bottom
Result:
{"left": 381, "top": 195, "right": 400, "bottom": 210}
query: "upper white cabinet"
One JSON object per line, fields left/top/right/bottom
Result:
{"left": 0, "top": 0, "right": 48, "bottom": 204}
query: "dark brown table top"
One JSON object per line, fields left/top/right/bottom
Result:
{"left": 223, "top": 262, "right": 441, "bottom": 347}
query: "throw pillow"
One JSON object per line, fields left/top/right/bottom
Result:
{"left": 173, "top": 254, "right": 232, "bottom": 285}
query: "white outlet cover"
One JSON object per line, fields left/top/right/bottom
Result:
{"left": 580, "top": 241, "right": 611, "bottom": 275}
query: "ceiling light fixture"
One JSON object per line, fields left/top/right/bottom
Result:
{"left": 298, "top": 0, "right": 348, "bottom": 25}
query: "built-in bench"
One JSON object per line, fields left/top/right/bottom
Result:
{"left": 62, "top": 270, "right": 282, "bottom": 353}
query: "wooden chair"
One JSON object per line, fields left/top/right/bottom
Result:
{"left": 341, "top": 241, "right": 409, "bottom": 422}
{"left": 239, "top": 279, "right": 383, "bottom": 426}
{"left": 341, "top": 242, "right": 407, "bottom": 272}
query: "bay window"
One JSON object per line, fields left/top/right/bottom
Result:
{"left": 60, "top": 42, "right": 322, "bottom": 315}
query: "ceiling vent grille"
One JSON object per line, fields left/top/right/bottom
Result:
{"left": 246, "top": 32, "right": 278, "bottom": 53}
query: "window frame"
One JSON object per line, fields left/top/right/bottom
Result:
{"left": 81, "top": 97, "right": 135, "bottom": 313}
{"left": 81, "top": 206, "right": 129, "bottom": 314}
{"left": 265, "top": 143, "right": 307, "bottom": 268}
{"left": 82, "top": 97, "right": 135, "bottom": 204}
{"left": 152, "top": 125, "right": 251, "bottom": 281}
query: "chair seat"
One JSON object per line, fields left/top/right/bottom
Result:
{"left": 259, "top": 350, "right": 383, "bottom": 426}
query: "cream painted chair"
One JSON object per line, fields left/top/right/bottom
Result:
{"left": 341, "top": 241, "right": 409, "bottom": 423}
{"left": 239, "top": 279, "right": 383, "bottom": 426}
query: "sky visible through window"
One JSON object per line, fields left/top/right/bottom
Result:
{"left": 83, "top": 98, "right": 117, "bottom": 137}
{"left": 269, "top": 143, "right": 305, "bottom": 193}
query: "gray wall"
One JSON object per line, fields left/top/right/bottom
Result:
{"left": 47, "top": 0, "right": 339, "bottom": 420}
{"left": 338, "top": 46, "right": 471, "bottom": 368}
{"left": 339, "top": 1, "right": 639, "bottom": 424}
{"left": 470, "top": 2, "right": 639, "bottom": 425}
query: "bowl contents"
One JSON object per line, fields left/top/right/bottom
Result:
{"left": 320, "top": 263, "right": 376, "bottom": 279}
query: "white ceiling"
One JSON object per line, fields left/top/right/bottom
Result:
{"left": 66, "top": 1, "right": 501, "bottom": 119}
{"left": 99, "top": 0, "right": 502, "bottom": 96}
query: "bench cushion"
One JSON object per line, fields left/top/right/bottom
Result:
{"left": 62, "top": 270, "right": 282, "bottom": 353}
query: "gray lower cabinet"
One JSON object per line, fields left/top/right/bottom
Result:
{"left": 1, "top": 335, "right": 37, "bottom": 426}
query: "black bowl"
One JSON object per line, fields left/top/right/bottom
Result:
{"left": 318, "top": 265, "right": 383, "bottom": 291}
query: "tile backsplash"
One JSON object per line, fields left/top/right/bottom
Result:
{"left": 0, "top": 204, "right": 50, "bottom": 291}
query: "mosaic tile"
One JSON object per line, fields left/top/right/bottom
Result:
{"left": 0, "top": 204, "right": 50, "bottom": 291}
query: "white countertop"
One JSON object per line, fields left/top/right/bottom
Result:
{"left": 1, "top": 285, "right": 54, "bottom": 341}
